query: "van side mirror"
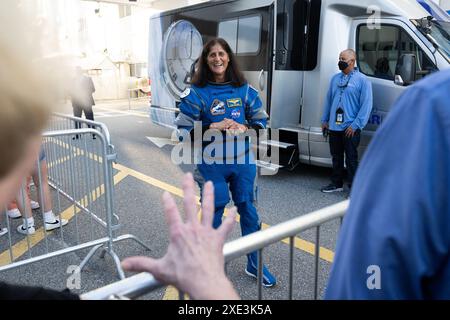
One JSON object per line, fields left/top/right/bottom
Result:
{"left": 394, "top": 54, "right": 416, "bottom": 86}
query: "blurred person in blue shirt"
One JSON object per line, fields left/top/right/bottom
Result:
{"left": 326, "top": 69, "right": 450, "bottom": 299}
{"left": 321, "top": 49, "right": 373, "bottom": 193}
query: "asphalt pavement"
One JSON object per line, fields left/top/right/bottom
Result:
{"left": 0, "top": 99, "right": 348, "bottom": 300}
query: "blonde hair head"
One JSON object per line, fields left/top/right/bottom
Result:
{"left": 0, "top": 1, "right": 65, "bottom": 178}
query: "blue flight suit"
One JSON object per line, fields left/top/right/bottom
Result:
{"left": 325, "top": 69, "right": 450, "bottom": 299}
{"left": 175, "top": 81, "right": 275, "bottom": 286}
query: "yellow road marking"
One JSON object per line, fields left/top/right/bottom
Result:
{"left": 0, "top": 171, "right": 128, "bottom": 266}
{"left": 46, "top": 138, "right": 104, "bottom": 164}
{"left": 46, "top": 155, "right": 73, "bottom": 169}
{"left": 113, "top": 163, "right": 193, "bottom": 200}
{"left": 258, "top": 224, "right": 334, "bottom": 263}
{"left": 162, "top": 286, "right": 179, "bottom": 300}
{"left": 162, "top": 285, "right": 190, "bottom": 300}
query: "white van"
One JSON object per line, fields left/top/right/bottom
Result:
{"left": 148, "top": 0, "right": 449, "bottom": 171}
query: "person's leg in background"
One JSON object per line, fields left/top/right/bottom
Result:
{"left": 344, "top": 129, "right": 361, "bottom": 190}
{"left": 32, "top": 149, "right": 67, "bottom": 231}
{"left": 84, "top": 105, "right": 94, "bottom": 122}
{"left": 83, "top": 105, "right": 96, "bottom": 139}
{"left": 16, "top": 181, "right": 35, "bottom": 235}
{"left": 72, "top": 104, "right": 82, "bottom": 128}
{"left": 6, "top": 174, "right": 34, "bottom": 219}
{"left": 322, "top": 130, "right": 345, "bottom": 192}
{"left": 72, "top": 103, "right": 82, "bottom": 139}
{"left": 7, "top": 200, "right": 21, "bottom": 219}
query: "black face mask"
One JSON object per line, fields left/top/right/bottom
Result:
{"left": 338, "top": 61, "right": 349, "bottom": 71}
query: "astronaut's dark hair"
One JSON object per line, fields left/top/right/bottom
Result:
{"left": 192, "top": 38, "right": 246, "bottom": 87}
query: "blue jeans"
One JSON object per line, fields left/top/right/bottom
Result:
{"left": 328, "top": 129, "right": 361, "bottom": 187}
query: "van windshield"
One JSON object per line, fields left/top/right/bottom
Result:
{"left": 414, "top": 18, "right": 450, "bottom": 62}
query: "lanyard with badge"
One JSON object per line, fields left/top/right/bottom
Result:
{"left": 335, "top": 73, "right": 353, "bottom": 125}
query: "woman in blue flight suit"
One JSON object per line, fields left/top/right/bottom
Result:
{"left": 175, "top": 38, "right": 276, "bottom": 287}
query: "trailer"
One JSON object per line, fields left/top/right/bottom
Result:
{"left": 148, "top": 0, "right": 449, "bottom": 171}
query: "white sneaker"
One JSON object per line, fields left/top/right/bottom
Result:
{"left": 17, "top": 224, "right": 35, "bottom": 235}
{"left": 0, "top": 227, "right": 8, "bottom": 237}
{"left": 45, "top": 219, "right": 68, "bottom": 231}
{"left": 30, "top": 200, "right": 40, "bottom": 210}
{"left": 7, "top": 208, "right": 21, "bottom": 219}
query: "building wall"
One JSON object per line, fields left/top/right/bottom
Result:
{"left": 18, "top": 0, "right": 157, "bottom": 100}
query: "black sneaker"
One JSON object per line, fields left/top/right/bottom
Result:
{"left": 321, "top": 183, "right": 344, "bottom": 193}
{"left": 45, "top": 219, "right": 68, "bottom": 231}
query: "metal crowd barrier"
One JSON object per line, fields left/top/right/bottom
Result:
{"left": 0, "top": 114, "right": 150, "bottom": 279}
{"left": 81, "top": 200, "right": 348, "bottom": 300}
{"left": 47, "top": 112, "right": 112, "bottom": 144}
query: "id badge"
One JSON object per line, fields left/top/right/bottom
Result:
{"left": 335, "top": 107, "right": 344, "bottom": 125}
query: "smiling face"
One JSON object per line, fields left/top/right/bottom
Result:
{"left": 206, "top": 43, "right": 230, "bottom": 82}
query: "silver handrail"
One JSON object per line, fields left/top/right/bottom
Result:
{"left": 81, "top": 200, "right": 348, "bottom": 300}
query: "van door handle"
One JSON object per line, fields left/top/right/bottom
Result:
{"left": 258, "top": 69, "right": 265, "bottom": 91}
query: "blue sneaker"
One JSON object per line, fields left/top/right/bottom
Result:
{"left": 245, "top": 257, "right": 276, "bottom": 287}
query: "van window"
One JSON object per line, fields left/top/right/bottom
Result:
{"left": 218, "top": 19, "right": 238, "bottom": 53}
{"left": 357, "top": 25, "right": 437, "bottom": 82}
{"left": 275, "top": 0, "right": 321, "bottom": 70}
{"left": 218, "top": 15, "right": 261, "bottom": 55}
{"left": 237, "top": 16, "right": 261, "bottom": 54}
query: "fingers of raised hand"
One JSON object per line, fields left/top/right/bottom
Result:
{"left": 182, "top": 173, "right": 198, "bottom": 223}
{"left": 121, "top": 256, "right": 158, "bottom": 274}
{"left": 200, "top": 181, "right": 215, "bottom": 226}
{"left": 162, "top": 191, "right": 182, "bottom": 230}
{"left": 218, "top": 206, "right": 236, "bottom": 240}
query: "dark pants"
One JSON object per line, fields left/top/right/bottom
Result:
{"left": 328, "top": 129, "right": 361, "bottom": 187}
{"left": 72, "top": 104, "right": 94, "bottom": 129}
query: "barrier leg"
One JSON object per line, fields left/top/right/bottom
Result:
{"left": 104, "top": 248, "right": 125, "bottom": 279}
{"left": 79, "top": 244, "right": 103, "bottom": 271}
{"left": 117, "top": 234, "right": 152, "bottom": 251}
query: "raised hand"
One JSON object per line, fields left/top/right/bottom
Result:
{"left": 121, "top": 173, "right": 239, "bottom": 300}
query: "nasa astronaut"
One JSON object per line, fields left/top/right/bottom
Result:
{"left": 175, "top": 38, "right": 276, "bottom": 287}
